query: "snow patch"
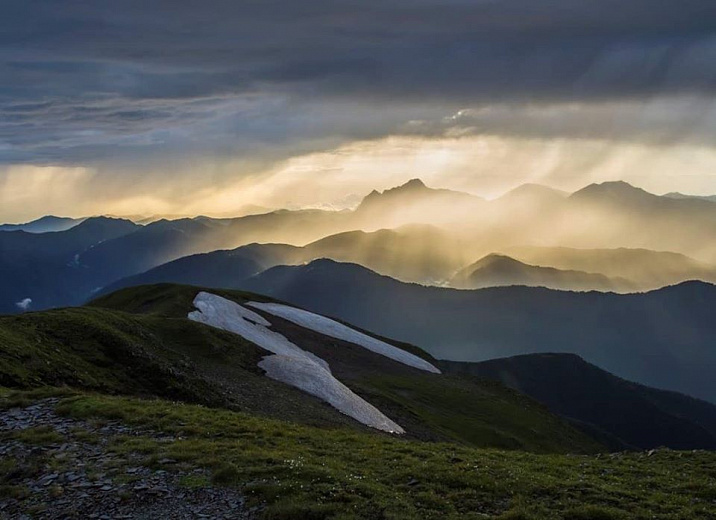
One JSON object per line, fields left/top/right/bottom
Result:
{"left": 258, "top": 355, "right": 404, "bottom": 434}
{"left": 188, "top": 292, "right": 404, "bottom": 434}
{"left": 247, "top": 302, "right": 441, "bottom": 374}
{"left": 189, "top": 292, "right": 327, "bottom": 371}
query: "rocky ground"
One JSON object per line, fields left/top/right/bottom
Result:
{"left": 0, "top": 398, "right": 253, "bottom": 519}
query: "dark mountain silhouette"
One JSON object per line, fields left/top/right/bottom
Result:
{"left": 505, "top": 246, "right": 716, "bottom": 290}
{"left": 356, "top": 178, "right": 478, "bottom": 210}
{"left": 101, "top": 225, "right": 471, "bottom": 295}
{"left": 77, "top": 209, "right": 350, "bottom": 292}
{"left": 99, "top": 243, "right": 301, "bottom": 295}
{"left": 441, "top": 353, "right": 716, "bottom": 450}
{"left": 570, "top": 180, "right": 660, "bottom": 206}
{"left": 0, "top": 215, "right": 86, "bottom": 233}
{"left": 77, "top": 217, "right": 217, "bottom": 288}
{"left": 243, "top": 259, "right": 716, "bottom": 403}
{"left": 0, "top": 217, "right": 139, "bottom": 313}
{"left": 451, "top": 253, "right": 626, "bottom": 291}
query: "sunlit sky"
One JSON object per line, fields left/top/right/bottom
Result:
{"left": 2, "top": 1, "right": 716, "bottom": 221}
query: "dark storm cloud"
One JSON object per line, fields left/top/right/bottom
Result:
{"left": 1, "top": 0, "right": 716, "bottom": 163}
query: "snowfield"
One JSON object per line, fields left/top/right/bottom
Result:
{"left": 247, "top": 302, "right": 441, "bottom": 374}
{"left": 258, "top": 355, "right": 404, "bottom": 434}
{"left": 189, "top": 292, "right": 404, "bottom": 434}
{"left": 189, "top": 292, "right": 328, "bottom": 371}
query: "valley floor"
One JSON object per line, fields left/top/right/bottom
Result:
{"left": 2, "top": 389, "right": 715, "bottom": 520}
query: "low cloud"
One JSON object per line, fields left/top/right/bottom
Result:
{"left": 15, "top": 298, "right": 32, "bottom": 311}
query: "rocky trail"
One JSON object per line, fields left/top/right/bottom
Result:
{"left": 0, "top": 398, "right": 252, "bottom": 519}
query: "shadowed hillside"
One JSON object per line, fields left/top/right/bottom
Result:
{"left": 0, "top": 217, "right": 139, "bottom": 314}
{"left": 243, "top": 259, "right": 716, "bottom": 403}
{"left": 441, "top": 353, "right": 716, "bottom": 450}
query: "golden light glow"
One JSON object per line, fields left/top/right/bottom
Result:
{"left": 3, "top": 134, "right": 716, "bottom": 222}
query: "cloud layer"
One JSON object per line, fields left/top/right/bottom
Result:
{"left": 1, "top": 1, "right": 716, "bottom": 219}
{"left": 3, "top": 0, "right": 716, "bottom": 162}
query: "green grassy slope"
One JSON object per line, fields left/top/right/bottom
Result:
{"left": 91, "top": 284, "right": 601, "bottom": 453}
{"left": 349, "top": 374, "right": 597, "bottom": 453}
{"left": 7, "top": 390, "right": 714, "bottom": 520}
{"left": 0, "top": 306, "right": 359, "bottom": 429}
{"left": 1, "top": 284, "right": 601, "bottom": 453}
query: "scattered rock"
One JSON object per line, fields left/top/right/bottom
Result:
{"left": 0, "top": 398, "right": 253, "bottom": 519}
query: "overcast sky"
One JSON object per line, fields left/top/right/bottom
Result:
{"left": 2, "top": 0, "right": 716, "bottom": 220}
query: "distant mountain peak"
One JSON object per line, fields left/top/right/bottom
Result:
{"left": 356, "top": 178, "right": 482, "bottom": 215}
{"left": 472, "top": 253, "right": 523, "bottom": 268}
{"left": 570, "top": 180, "right": 657, "bottom": 202}
{"left": 501, "top": 183, "right": 568, "bottom": 199}
{"left": 0, "top": 215, "right": 86, "bottom": 234}
{"left": 584, "top": 180, "right": 642, "bottom": 192}
{"left": 375, "top": 178, "right": 430, "bottom": 196}
{"left": 402, "top": 178, "right": 427, "bottom": 189}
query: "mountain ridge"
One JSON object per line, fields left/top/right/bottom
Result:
{"left": 242, "top": 259, "right": 716, "bottom": 403}
{"left": 451, "top": 253, "right": 627, "bottom": 291}
{"left": 441, "top": 353, "right": 716, "bottom": 450}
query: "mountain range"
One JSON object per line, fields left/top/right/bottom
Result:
{"left": 3, "top": 180, "right": 716, "bottom": 408}
{"left": 450, "top": 253, "right": 630, "bottom": 291}
{"left": 663, "top": 192, "right": 716, "bottom": 203}
{"left": 0, "top": 215, "right": 86, "bottom": 233}
{"left": 0, "top": 217, "right": 139, "bottom": 314}
{"left": 503, "top": 246, "right": 716, "bottom": 290}
{"left": 240, "top": 259, "right": 716, "bottom": 403}
{"left": 5, "top": 179, "right": 716, "bottom": 312}
{"left": 3, "top": 179, "right": 716, "bottom": 517}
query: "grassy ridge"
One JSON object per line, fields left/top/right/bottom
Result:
{"left": 87, "top": 283, "right": 268, "bottom": 318}
{"left": 88, "top": 283, "right": 438, "bottom": 363}
{"left": 35, "top": 391, "right": 716, "bottom": 520}
{"left": 0, "top": 284, "right": 601, "bottom": 453}
{"left": 351, "top": 374, "right": 600, "bottom": 453}
{"left": 0, "top": 307, "right": 360, "bottom": 429}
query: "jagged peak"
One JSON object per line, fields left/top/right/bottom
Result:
{"left": 377, "top": 178, "right": 429, "bottom": 196}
